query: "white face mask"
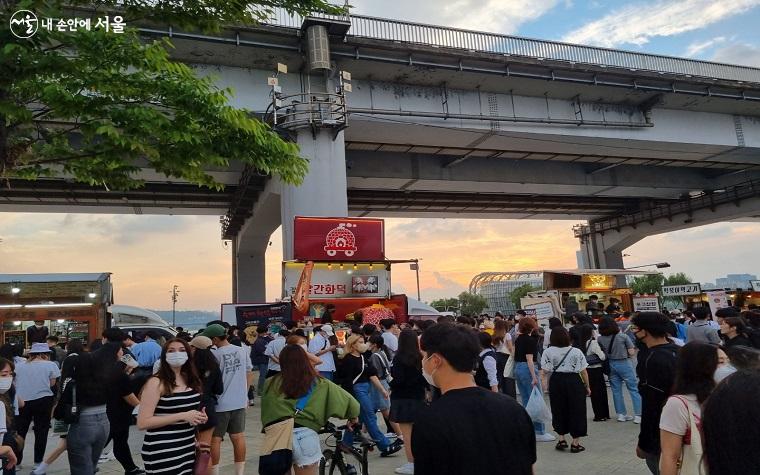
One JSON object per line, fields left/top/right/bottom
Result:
{"left": 422, "top": 355, "right": 439, "bottom": 388}
{"left": 355, "top": 343, "right": 369, "bottom": 353}
{"left": 165, "top": 352, "right": 188, "bottom": 368}
{"left": 714, "top": 364, "right": 737, "bottom": 383}
{"left": 0, "top": 377, "right": 12, "bottom": 394}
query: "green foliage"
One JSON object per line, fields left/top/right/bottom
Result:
{"left": 0, "top": 0, "right": 344, "bottom": 189}
{"left": 458, "top": 291, "right": 488, "bottom": 316}
{"left": 629, "top": 273, "right": 694, "bottom": 296}
{"left": 508, "top": 284, "right": 541, "bottom": 309}
{"left": 430, "top": 297, "right": 458, "bottom": 312}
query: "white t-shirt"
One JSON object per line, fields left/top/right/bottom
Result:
{"left": 0, "top": 401, "right": 6, "bottom": 436}
{"left": 212, "top": 343, "right": 253, "bottom": 412}
{"left": 660, "top": 394, "right": 701, "bottom": 436}
{"left": 307, "top": 333, "right": 335, "bottom": 372}
{"left": 15, "top": 360, "right": 60, "bottom": 401}
{"left": 540, "top": 346, "right": 588, "bottom": 373}
{"left": 264, "top": 336, "right": 287, "bottom": 371}
{"left": 496, "top": 333, "right": 512, "bottom": 354}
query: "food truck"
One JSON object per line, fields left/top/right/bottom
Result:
{"left": 519, "top": 269, "right": 663, "bottom": 323}
{"left": 0, "top": 273, "right": 112, "bottom": 348}
{"left": 222, "top": 217, "right": 429, "bottom": 334}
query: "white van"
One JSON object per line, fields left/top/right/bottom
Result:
{"left": 108, "top": 305, "right": 178, "bottom": 342}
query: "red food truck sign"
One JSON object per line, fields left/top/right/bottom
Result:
{"left": 294, "top": 217, "right": 385, "bottom": 261}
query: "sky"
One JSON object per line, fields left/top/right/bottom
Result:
{"left": 1, "top": 0, "right": 760, "bottom": 310}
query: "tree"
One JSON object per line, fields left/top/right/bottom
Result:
{"left": 458, "top": 291, "right": 488, "bottom": 316}
{"left": 430, "top": 297, "right": 458, "bottom": 312}
{"left": 629, "top": 274, "right": 665, "bottom": 295}
{"left": 508, "top": 284, "right": 541, "bottom": 309}
{"left": 1, "top": 0, "right": 344, "bottom": 190}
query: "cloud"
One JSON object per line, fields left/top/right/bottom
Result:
{"left": 562, "top": 0, "right": 760, "bottom": 47}
{"left": 349, "top": 0, "right": 561, "bottom": 34}
{"left": 712, "top": 42, "right": 760, "bottom": 66}
{"left": 684, "top": 36, "right": 727, "bottom": 57}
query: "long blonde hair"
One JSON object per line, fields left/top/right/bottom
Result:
{"left": 341, "top": 334, "right": 364, "bottom": 358}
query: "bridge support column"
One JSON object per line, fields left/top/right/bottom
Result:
{"left": 578, "top": 228, "right": 644, "bottom": 270}
{"left": 280, "top": 130, "right": 348, "bottom": 260}
{"left": 234, "top": 184, "right": 281, "bottom": 302}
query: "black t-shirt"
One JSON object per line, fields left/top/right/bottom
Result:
{"left": 513, "top": 334, "right": 538, "bottom": 362}
{"left": 724, "top": 334, "right": 752, "bottom": 349}
{"left": 637, "top": 342, "right": 678, "bottom": 454}
{"left": 106, "top": 371, "right": 135, "bottom": 430}
{"left": 412, "top": 387, "right": 536, "bottom": 475}
{"left": 338, "top": 352, "right": 376, "bottom": 385}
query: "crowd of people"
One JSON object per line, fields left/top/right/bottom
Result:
{"left": 0, "top": 304, "right": 756, "bottom": 474}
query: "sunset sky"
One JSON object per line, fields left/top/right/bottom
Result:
{"left": 2, "top": 0, "right": 760, "bottom": 311}
{"left": 0, "top": 214, "right": 758, "bottom": 311}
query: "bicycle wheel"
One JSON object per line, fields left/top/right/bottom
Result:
{"left": 319, "top": 449, "right": 348, "bottom": 475}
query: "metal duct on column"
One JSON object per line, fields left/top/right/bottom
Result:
{"left": 306, "top": 25, "right": 331, "bottom": 71}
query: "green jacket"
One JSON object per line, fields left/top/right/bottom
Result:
{"left": 261, "top": 375, "right": 360, "bottom": 432}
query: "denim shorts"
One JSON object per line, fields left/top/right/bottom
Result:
{"left": 292, "top": 427, "right": 322, "bottom": 467}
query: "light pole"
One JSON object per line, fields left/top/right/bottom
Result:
{"left": 171, "top": 285, "right": 180, "bottom": 326}
{"left": 410, "top": 260, "right": 421, "bottom": 301}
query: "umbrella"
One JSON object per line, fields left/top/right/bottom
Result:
{"left": 356, "top": 304, "right": 395, "bottom": 326}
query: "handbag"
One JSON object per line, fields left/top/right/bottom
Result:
{"left": 258, "top": 384, "right": 316, "bottom": 475}
{"left": 601, "top": 334, "right": 617, "bottom": 376}
{"left": 52, "top": 377, "right": 79, "bottom": 424}
{"left": 585, "top": 340, "right": 603, "bottom": 366}
{"left": 503, "top": 354, "right": 515, "bottom": 379}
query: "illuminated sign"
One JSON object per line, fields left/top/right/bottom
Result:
{"left": 582, "top": 274, "right": 615, "bottom": 291}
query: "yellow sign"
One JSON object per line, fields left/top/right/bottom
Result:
{"left": 582, "top": 274, "right": 615, "bottom": 291}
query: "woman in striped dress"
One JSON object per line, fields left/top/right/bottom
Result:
{"left": 138, "top": 339, "right": 207, "bottom": 475}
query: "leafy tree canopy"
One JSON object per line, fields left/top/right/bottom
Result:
{"left": 458, "top": 291, "right": 488, "bottom": 316}
{"left": 629, "top": 272, "right": 694, "bottom": 296}
{"left": 1, "top": 0, "right": 344, "bottom": 190}
{"left": 430, "top": 297, "right": 458, "bottom": 312}
{"left": 508, "top": 283, "right": 541, "bottom": 309}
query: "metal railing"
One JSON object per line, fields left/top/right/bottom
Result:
{"left": 574, "top": 179, "right": 760, "bottom": 238}
{"left": 270, "top": 92, "right": 348, "bottom": 131}
{"left": 264, "top": 11, "right": 760, "bottom": 84}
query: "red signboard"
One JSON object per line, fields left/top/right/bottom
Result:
{"left": 293, "top": 217, "right": 385, "bottom": 261}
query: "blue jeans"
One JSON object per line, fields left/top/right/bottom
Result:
{"left": 609, "top": 359, "right": 642, "bottom": 416}
{"left": 67, "top": 412, "right": 110, "bottom": 475}
{"left": 256, "top": 362, "right": 268, "bottom": 396}
{"left": 514, "top": 362, "right": 545, "bottom": 435}
{"left": 343, "top": 382, "right": 390, "bottom": 451}
{"left": 320, "top": 371, "right": 334, "bottom": 381}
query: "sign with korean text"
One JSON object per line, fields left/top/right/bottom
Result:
{"left": 293, "top": 217, "right": 385, "bottom": 261}
{"left": 705, "top": 290, "right": 729, "bottom": 317}
{"left": 283, "top": 262, "right": 390, "bottom": 299}
{"left": 633, "top": 296, "right": 661, "bottom": 313}
{"left": 662, "top": 284, "right": 702, "bottom": 297}
{"left": 233, "top": 302, "right": 291, "bottom": 331}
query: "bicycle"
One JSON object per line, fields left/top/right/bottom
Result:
{"left": 318, "top": 423, "right": 376, "bottom": 475}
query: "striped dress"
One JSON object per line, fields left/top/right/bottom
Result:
{"left": 141, "top": 389, "right": 200, "bottom": 474}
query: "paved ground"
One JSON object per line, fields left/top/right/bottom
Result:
{"left": 21, "top": 388, "right": 650, "bottom": 475}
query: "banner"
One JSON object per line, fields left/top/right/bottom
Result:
{"left": 705, "top": 290, "right": 729, "bottom": 316}
{"left": 283, "top": 262, "right": 390, "bottom": 299}
{"left": 662, "top": 284, "right": 702, "bottom": 297}
{"left": 633, "top": 296, "right": 661, "bottom": 313}
{"left": 292, "top": 261, "right": 314, "bottom": 313}
{"left": 233, "top": 303, "right": 292, "bottom": 337}
{"left": 293, "top": 217, "right": 385, "bottom": 261}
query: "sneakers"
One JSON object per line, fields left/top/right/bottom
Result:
{"left": 634, "top": 416, "right": 642, "bottom": 424}
{"left": 535, "top": 433, "right": 557, "bottom": 442}
{"left": 395, "top": 462, "right": 415, "bottom": 474}
{"left": 617, "top": 414, "right": 635, "bottom": 422}
{"left": 98, "top": 451, "right": 114, "bottom": 463}
{"left": 380, "top": 439, "right": 404, "bottom": 457}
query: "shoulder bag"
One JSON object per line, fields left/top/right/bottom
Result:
{"left": 601, "top": 334, "right": 617, "bottom": 376}
{"left": 258, "top": 384, "right": 316, "bottom": 475}
{"left": 52, "top": 377, "right": 79, "bottom": 424}
{"left": 673, "top": 396, "right": 704, "bottom": 475}
{"left": 585, "top": 340, "right": 603, "bottom": 366}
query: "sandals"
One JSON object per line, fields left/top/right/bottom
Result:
{"left": 571, "top": 444, "right": 586, "bottom": 453}
{"left": 555, "top": 440, "right": 568, "bottom": 451}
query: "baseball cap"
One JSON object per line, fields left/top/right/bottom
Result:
{"left": 200, "top": 323, "right": 227, "bottom": 338}
{"left": 190, "top": 335, "right": 213, "bottom": 350}
{"left": 320, "top": 324, "right": 335, "bottom": 336}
